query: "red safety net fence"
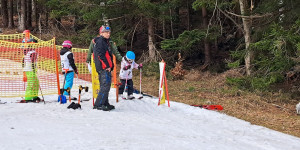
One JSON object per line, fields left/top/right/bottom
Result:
{"left": 0, "top": 31, "right": 91, "bottom": 99}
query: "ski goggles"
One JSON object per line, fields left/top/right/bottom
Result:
{"left": 127, "top": 59, "right": 133, "bottom": 63}
{"left": 125, "top": 56, "right": 133, "bottom": 63}
{"left": 100, "top": 26, "right": 111, "bottom": 33}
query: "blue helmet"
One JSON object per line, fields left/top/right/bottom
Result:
{"left": 126, "top": 51, "right": 135, "bottom": 61}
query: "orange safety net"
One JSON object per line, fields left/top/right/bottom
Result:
{"left": 0, "top": 38, "right": 59, "bottom": 98}
{"left": 0, "top": 32, "right": 117, "bottom": 99}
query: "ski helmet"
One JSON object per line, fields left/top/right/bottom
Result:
{"left": 23, "top": 30, "right": 30, "bottom": 34}
{"left": 27, "top": 38, "right": 37, "bottom": 43}
{"left": 62, "top": 40, "right": 72, "bottom": 49}
{"left": 22, "top": 38, "right": 37, "bottom": 54}
{"left": 22, "top": 38, "right": 37, "bottom": 43}
{"left": 99, "top": 25, "right": 111, "bottom": 33}
{"left": 126, "top": 51, "right": 135, "bottom": 62}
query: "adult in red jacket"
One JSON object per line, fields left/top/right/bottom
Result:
{"left": 93, "top": 25, "right": 115, "bottom": 111}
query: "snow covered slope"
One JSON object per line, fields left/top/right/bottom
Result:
{"left": 0, "top": 88, "right": 299, "bottom": 150}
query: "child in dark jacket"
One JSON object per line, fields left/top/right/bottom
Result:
{"left": 60, "top": 40, "right": 78, "bottom": 100}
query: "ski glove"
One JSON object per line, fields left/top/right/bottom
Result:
{"left": 123, "top": 65, "right": 131, "bottom": 70}
{"left": 87, "top": 63, "right": 91, "bottom": 73}
{"left": 138, "top": 63, "right": 143, "bottom": 69}
{"left": 23, "top": 72, "right": 27, "bottom": 82}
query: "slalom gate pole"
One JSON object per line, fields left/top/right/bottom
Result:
{"left": 113, "top": 55, "right": 119, "bottom": 102}
{"left": 113, "top": 55, "right": 117, "bottom": 88}
{"left": 140, "top": 68, "right": 142, "bottom": 94}
{"left": 164, "top": 73, "right": 170, "bottom": 107}
{"left": 158, "top": 62, "right": 166, "bottom": 106}
{"left": 22, "top": 32, "right": 30, "bottom": 94}
{"left": 54, "top": 37, "right": 61, "bottom": 100}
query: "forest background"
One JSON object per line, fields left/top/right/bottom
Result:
{"left": 1, "top": 0, "right": 300, "bottom": 137}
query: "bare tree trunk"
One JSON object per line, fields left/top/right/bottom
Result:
{"left": 162, "top": 0, "right": 166, "bottom": 38}
{"left": 239, "top": 0, "right": 252, "bottom": 75}
{"left": 168, "top": 0, "right": 174, "bottom": 39}
{"left": 45, "top": 10, "right": 49, "bottom": 28}
{"left": 17, "top": 0, "right": 21, "bottom": 27}
{"left": 173, "top": 7, "right": 180, "bottom": 37}
{"left": 202, "top": 6, "right": 211, "bottom": 65}
{"left": 23, "top": 0, "right": 27, "bottom": 28}
{"left": 1, "top": 0, "right": 9, "bottom": 27}
{"left": 7, "top": 0, "right": 14, "bottom": 28}
{"left": 38, "top": 12, "right": 42, "bottom": 34}
{"left": 147, "top": 18, "right": 157, "bottom": 62}
{"left": 18, "top": 0, "right": 26, "bottom": 32}
{"left": 32, "top": 0, "right": 38, "bottom": 27}
{"left": 187, "top": 0, "right": 190, "bottom": 30}
{"left": 26, "top": 0, "right": 32, "bottom": 29}
{"left": 162, "top": 19, "right": 166, "bottom": 39}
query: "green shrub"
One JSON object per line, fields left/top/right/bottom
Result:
{"left": 143, "top": 62, "right": 172, "bottom": 80}
{"left": 227, "top": 21, "right": 300, "bottom": 91}
{"left": 188, "top": 86, "right": 195, "bottom": 92}
{"left": 226, "top": 72, "right": 285, "bottom": 91}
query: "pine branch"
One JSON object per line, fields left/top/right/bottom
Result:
{"left": 217, "top": 7, "right": 244, "bottom": 34}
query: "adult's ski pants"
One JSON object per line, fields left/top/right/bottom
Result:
{"left": 94, "top": 70, "right": 112, "bottom": 107}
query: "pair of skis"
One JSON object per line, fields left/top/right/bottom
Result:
{"left": 0, "top": 100, "right": 7, "bottom": 104}
{"left": 16, "top": 99, "right": 45, "bottom": 103}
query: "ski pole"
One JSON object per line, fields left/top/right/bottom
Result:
{"left": 122, "top": 71, "right": 129, "bottom": 99}
{"left": 59, "top": 68, "right": 68, "bottom": 104}
{"left": 75, "top": 73, "right": 79, "bottom": 104}
{"left": 39, "top": 84, "right": 45, "bottom": 104}
{"left": 78, "top": 85, "right": 82, "bottom": 105}
{"left": 138, "top": 68, "right": 143, "bottom": 99}
{"left": 36, "top": 70, "right": 45, "bottom": 104}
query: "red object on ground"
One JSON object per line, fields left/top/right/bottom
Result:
{"left": 191, "top": 105, "right": 223, "bottom": 110}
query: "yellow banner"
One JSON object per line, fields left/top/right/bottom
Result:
{"left": 91, "top": 54, "right": 100, "bottom": 99}
{"left": 160, "top": 85, "right": 166, "bottom": 104}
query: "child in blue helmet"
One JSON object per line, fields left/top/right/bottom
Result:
{"left": 119, "top": 51, "right": 142, "bottom": 99}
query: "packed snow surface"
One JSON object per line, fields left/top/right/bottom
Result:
{"left": 0, "top": 88, "right": 300, "bottom": 150}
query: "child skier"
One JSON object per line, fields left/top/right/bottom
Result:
{"left": 22, "top": 38, "right": 41, "bottom": 102}
{"left": 60, "top": 40, "right": 78, "bottom": 100}
{"left": 119, "top": 51, "right": 142, "bottom": 99}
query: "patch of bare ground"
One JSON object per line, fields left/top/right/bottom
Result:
{"left": 132, "top": 68, "right": 300, "bottom": 138}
